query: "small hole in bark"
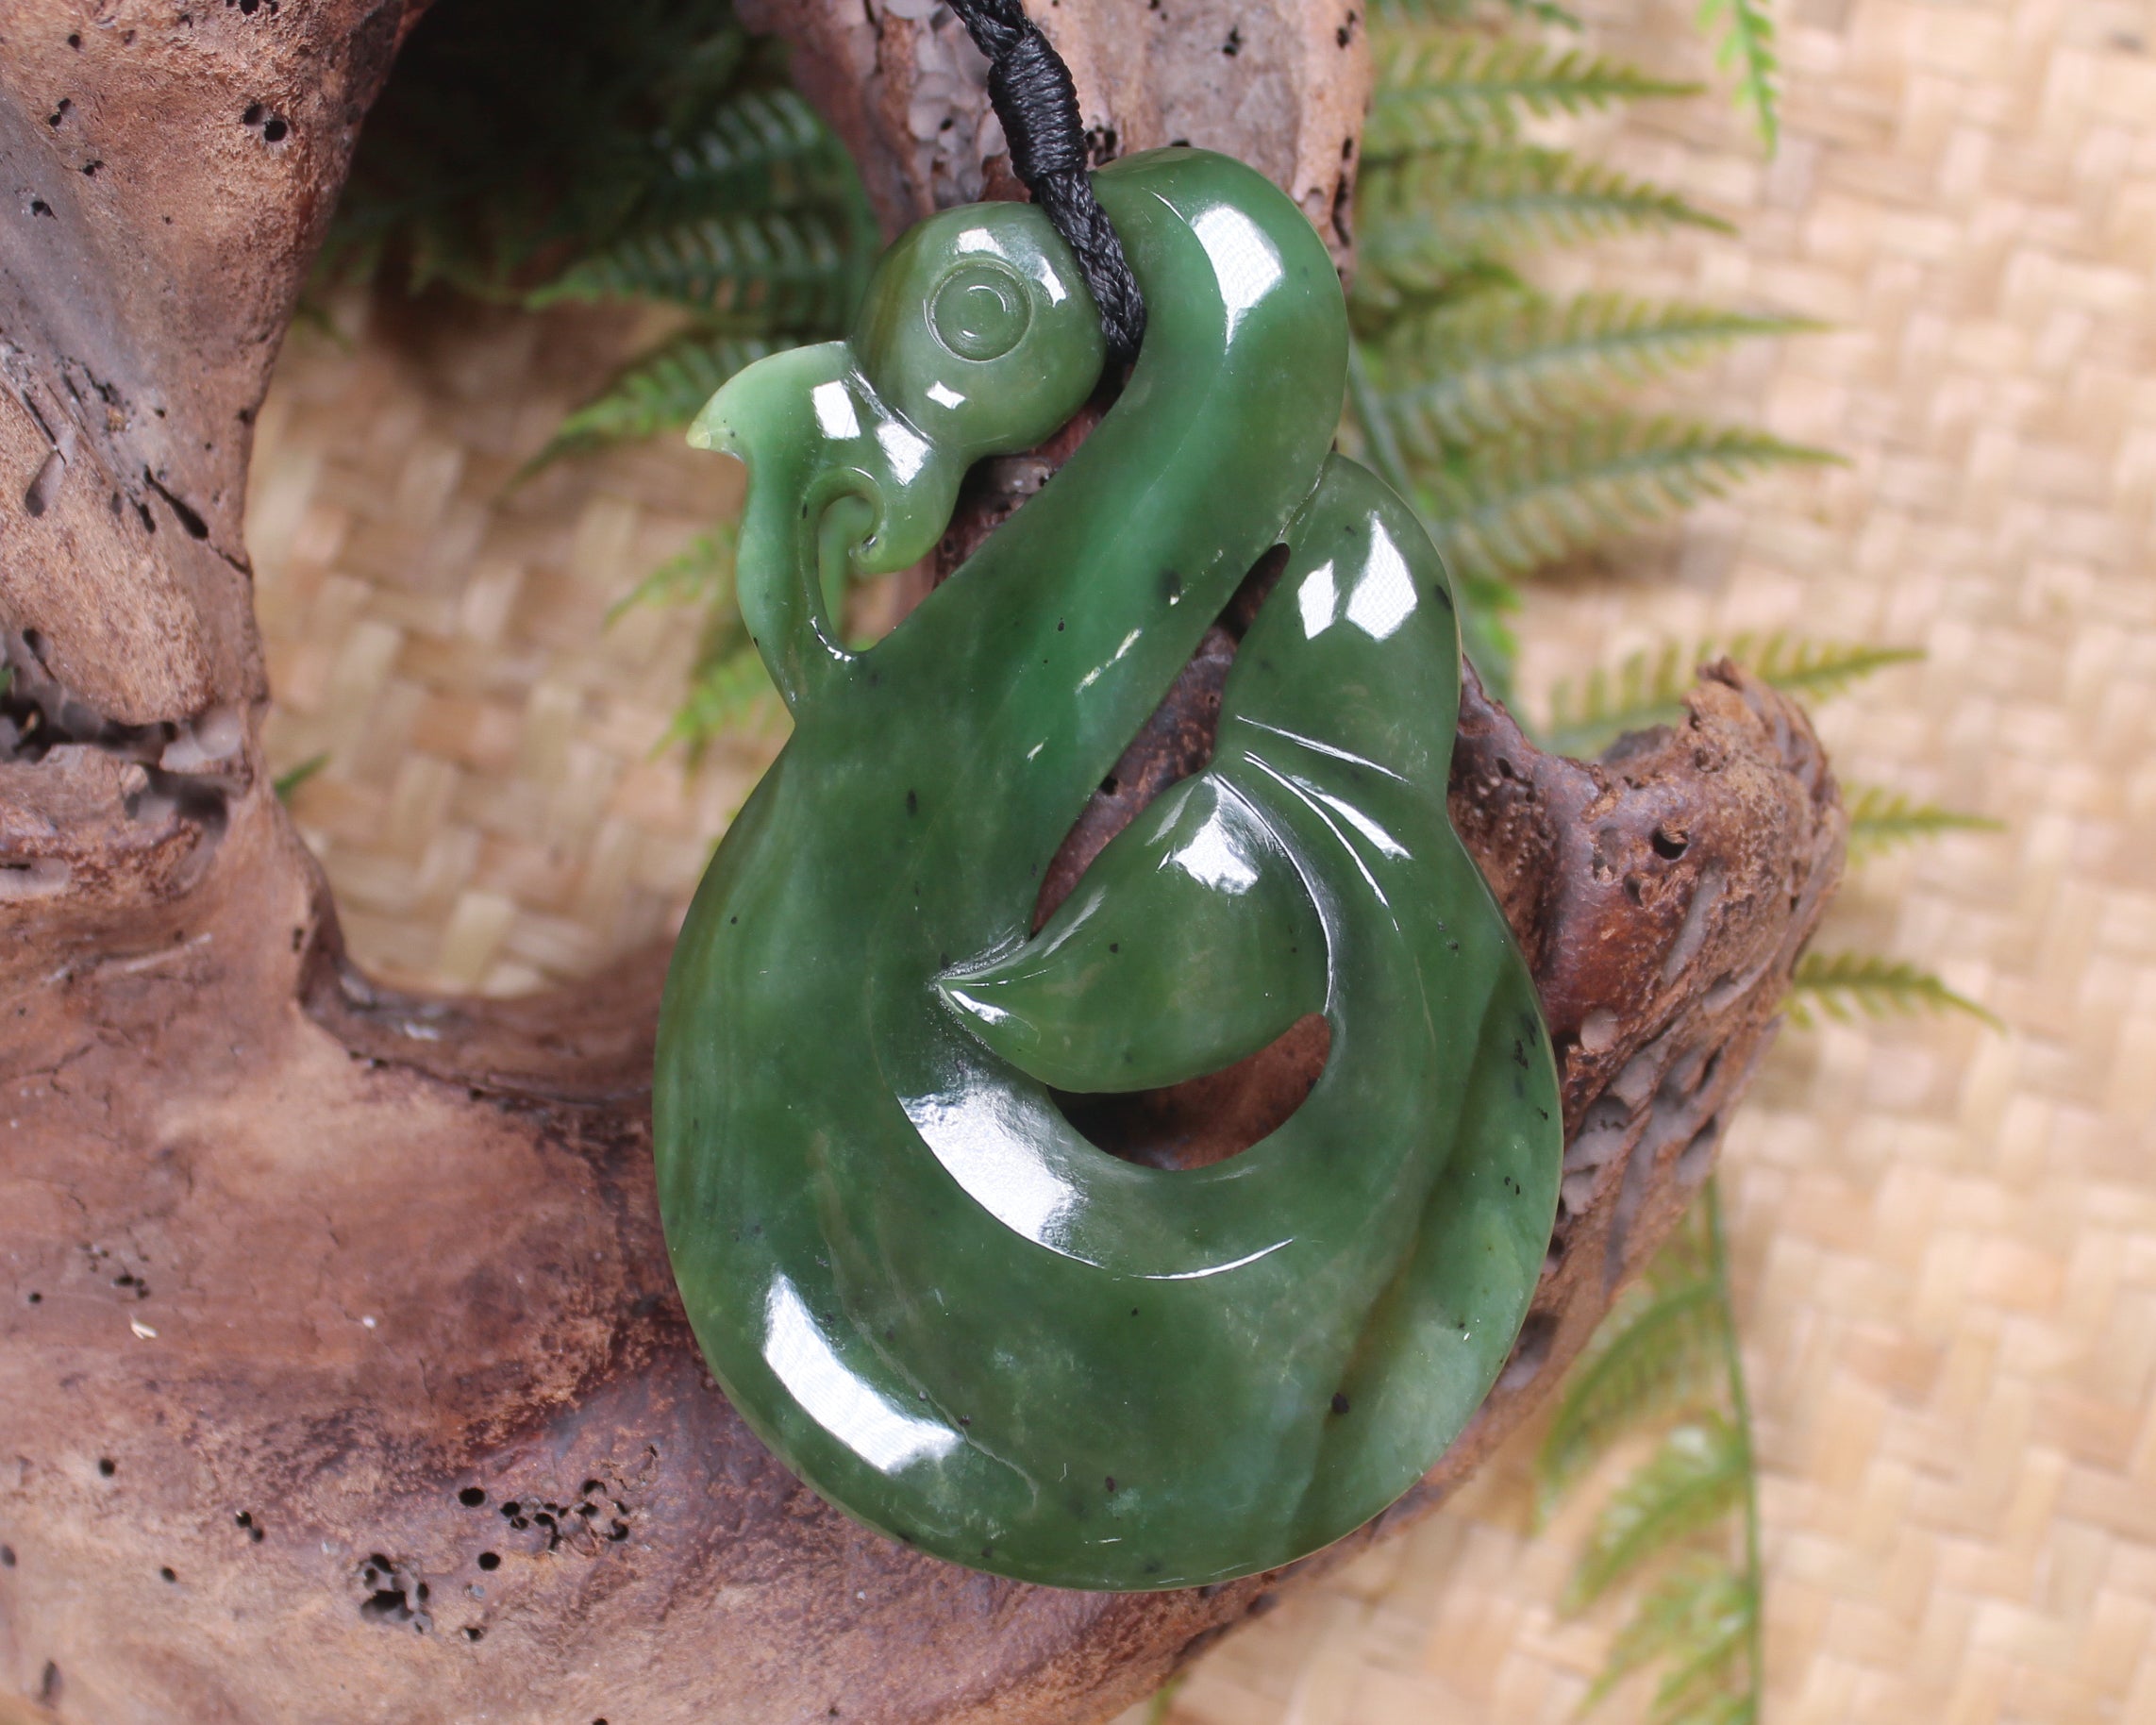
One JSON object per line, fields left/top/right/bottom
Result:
{"left": 29, "top": 199, "right": 53, "bottom": 218}
{"left": 476, "top": 1551, "right": 500, "bottom": 1570}
{"left": 0, "top": 1545, "right": 15, "bottom": 1566}
{"left": 242, "top": 103, "right": 263, "bottom": 125}
{"left": 97, "top": 1457, "right": 115, "bottom": 1477}
{"left": 1652, "top": 826, "right": 1689, "bottom": 860}
{"left": 262, "top": 117, "right": 288, "bottom": 142}
{"left": 159, "top": 1565, "right": 176, "bottom": 1583}
{"left": 142, "top": 468, "right": 209, "bottom": 537}
{"left": 463, "top": 1626, "right": 484, "bottom": 1641}
{"left": 459, "top": 1486, "right": 486, "bottom": 1507}
{"left": 68, "top": 33, "right": 82, "bottom": 46}
{"left": 25, "top": 1292, "right": 40, "bottom": 1303}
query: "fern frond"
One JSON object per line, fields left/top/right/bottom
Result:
{"left": 1844, "top": 783, "right": 2002, "bottom": 862}
{"left": 1355, "top": 147, "right": 1727, "bottom": 316}
{"left": 1565, "top": 1416, "right": 1747, "bottom": 1610}
{"left": 1414, "top": 418, "right": 1830, "bottom": 588}
{"left": 1663, "top": 1695, "right": 1757, "bottom": 1725}
{"left": 1536, "top": 1276, "right": 1724, "bottom": 1521}
{"left": 1738, "top": 634, "right": 1924, "bottom": 703}
{"left": 1370, "top": 295, "right": 1812, "bottom": 451}
{"left": 527, "top": 329, "right": 783, "bottom": 469}
{"left": 526, "top": 209, "right": 850, "bottom": 316}
{"left": 1544, "top": 635, "right": 1919, "bottom": 756}
{"left": 1367, "top": 38, "right": 1692, "bottom": 155}
{"left": 1697, "top": 0, "right": 1780, "bottom": 150}
{"left": 1648, "top": 1581, "right": 1757, "bottom": 1723}
{"left": 655, "top": 86, "right": 831, "bottom": 209}
{"left": 609, "top": 528, "right": 737, "bottom": 628}
{"left": 664, "top": 636, "right": 783, "bottom": 762}
{"left": 1785, "top": 951, "right": 1999, "bottom": 1030}
{"left": 1371, "top": 0, "right": 1587, "bottom": 28}
{"left": 1581, "top": 1557, "right": 1754, "bottom": 1713}
{"left": 273, "top": 753, "right": 330, "bottom": 804}
{"left": 1347, "top": 257, "right": 1532, "bottom": 344}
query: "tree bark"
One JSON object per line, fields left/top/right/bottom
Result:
{"left": 0, "top": 6, "right": 1841, "bottom": 1723}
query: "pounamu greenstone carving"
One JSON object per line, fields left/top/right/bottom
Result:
{"left": 654, "top": 148, "right": 1562, "bottom": 1591}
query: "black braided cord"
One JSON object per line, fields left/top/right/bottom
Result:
{"left": 943, "top": 0, "right": 1147, "bottom": 364}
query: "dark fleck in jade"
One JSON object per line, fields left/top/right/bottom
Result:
{"left": 656, "top": 148, "right": 1562, "bottom": 1591}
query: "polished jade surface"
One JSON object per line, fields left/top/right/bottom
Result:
{"left": 655, "top": 148, "right": 1562, "bottom": 1591}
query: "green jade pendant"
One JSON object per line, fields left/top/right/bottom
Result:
{"left": 655, "top": 148, "right": 1562, "bottom": 1591}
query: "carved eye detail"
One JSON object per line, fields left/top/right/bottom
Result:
{"left": 930, "top": 261, "right": 1031, "bottom": 361}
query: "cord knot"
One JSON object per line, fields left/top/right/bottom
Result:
{"left": 946, "top": 0, "right": 1147, "bottom": 364}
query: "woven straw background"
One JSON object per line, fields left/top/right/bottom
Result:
{"left": 246, "top": 0, "right": 2156, "bottom": 1715}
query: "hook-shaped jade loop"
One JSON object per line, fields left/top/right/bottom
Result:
{"left": 657, "top": 148, "right": 1561, "bottom": 1591}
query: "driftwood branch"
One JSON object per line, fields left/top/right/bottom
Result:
{"left": 0, "top": 5, "right": 1840, "bottom": 1723}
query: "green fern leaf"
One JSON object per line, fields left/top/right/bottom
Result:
{"left": 665, "top": 636, "right": 783, "bottom": 762}
{"left": 1355, "top": 147, "right": 1728, "bottom": 315}
{"left": 1370, "top": 294, "right": 1813, "bottom": 451}
{"left": 526, "top": 209, "right": 850, "bottom": 315}
{"left": 1544, "top": 637, "right": 1698, "bottom": 755}
{"left": 1347, "top": 257, "right": 1532, "bottom": 345}
{"left": 272, "top": 753, "right": 330, "bottom": 804}
{"left": 1663, "top": 1695, "right": 1757, "bottom": 1725}
{"left": 528, "top": 330, "right": 782, "bottom": 469}
{"left": 1697, "top": 0, "right": 1780, "bottom": 150}
{"left": 656, "top": 86, "right": 831, "bottom": 207}
{"left": 1367, "top": 37, "right": 1693, "bottom": 155}
{"left": 1739, "top": 633, "right": 1924, "bottom": 702}
{"left": 1414, "top": 417, "right": 1830, "bottom": 588}
{"left": 1370, "top": 0, "right": 1586, "bottom": 29}
{"left": 1580, "top": 1557, "right": 1754, "bottom": 1713}
{"left": 1565, "top": 1416, "right": 1747, "bottom": 1610}
{"left": 1785, "top": 951, "right": 1999, "bottom": 1030}
{"left": 1844, "top": 783, "right": 2002, "bottom": 862}
{"left": 1649, "top": 1584, "right": 1757, "bottom": 1724}
{"left": 1537, "top": 1276, "right": 1725, "bottom": 1522}
{"left": 1544, "top": 635, "right": 1919, "bottom": 757}
{"left": 609, "top": 528, "right": 737, "bottom": 628}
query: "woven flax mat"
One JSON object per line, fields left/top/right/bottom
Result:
{"left": 249, "top": 0, "right": 2156, "bottom": 1714}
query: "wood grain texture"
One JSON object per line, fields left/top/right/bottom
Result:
{"left": 741, "top": 0, "right": 1370, "bottom": 273}
{"left": 0, "top": 3, "right": 1840, "bottom": 1720}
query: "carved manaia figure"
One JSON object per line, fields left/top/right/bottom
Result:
{"left": 655, "top": 148, "right": 1561, "bottom": 1591}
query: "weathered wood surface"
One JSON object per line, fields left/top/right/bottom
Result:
{"left": 0, "top": 4, "right": 1841, "bottom": 1721}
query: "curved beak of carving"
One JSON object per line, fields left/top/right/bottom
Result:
{"left": 690, "top": 344, "right": 962, "bottom": 580}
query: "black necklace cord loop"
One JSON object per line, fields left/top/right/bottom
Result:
{"left": 944, "top": 0, "right": 1147, "bottom": 365}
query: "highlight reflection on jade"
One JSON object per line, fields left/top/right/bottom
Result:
{"left": 654, "top": 148, "right": 1563, "bottom": 1591}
